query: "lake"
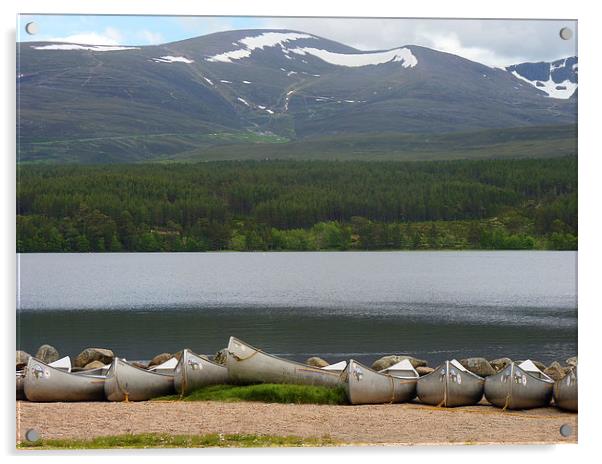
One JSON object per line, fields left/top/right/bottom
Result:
{"left": 16, "top": 251, "right": 577, "bottom": 365}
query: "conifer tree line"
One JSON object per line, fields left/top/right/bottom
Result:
{"left": 16, "top": 158, "right": 577, "bottom": 252}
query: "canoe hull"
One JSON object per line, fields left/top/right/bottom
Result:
{"left": 104, "top": 358, "right": 175, "bottom": 402}
{"left": 174, "top": 349, "right": 229, "bottom": 395}
{"left": 23, "top": 358, "right": 105, "bottom": 402}
{"left": 226, "top": 337, "right": 342, "bottom": 388}
{"left": 417, "top": 361, "right": 484, "bottom": 407}
{"left": 553, "top": 367, "right": 577, "bottom": 412}
{"left": 344, "top": 359, "right": 417, "bottom": 404}
{"left": 485, "top": 363, "right": 553, "bottom": 410}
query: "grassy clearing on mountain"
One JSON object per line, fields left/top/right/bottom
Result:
{"left": 18, "top": 433, "right": 336, "bottom": 449}
{"left": 155, "top": 383, "right": 349, "bottom": 405}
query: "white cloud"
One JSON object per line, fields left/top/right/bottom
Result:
{"left": 46, "top": 27, "right": 124, "bottom": 46}
{"left": 259, "top": 18, "right": 577, "bottom": 66}
{"left": 139, "top": 30, "right": 164, "bottom": 45}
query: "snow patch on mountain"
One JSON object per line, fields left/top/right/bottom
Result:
{"left": 32, "top": 44, "right": 139, "bottom": 52}
{"left": 206, "top": 32, "right": 314, "bottom": 63}
{"left": 288, "top": 47, "right": 417, "bottom": 68}
{"left": 506, "top": 56, "right": 577, "bottom": 99}
{"left": 238, "top": 32, "right": 314, "bottom": 50}
{"left": 510, "top": 71, "right": 577, "bottom": 99}
{"left": 152, "top": 56, "right": 194, "bottom": 64}
{"left": 207, "top": 49, "right": 252, "bottom": 63}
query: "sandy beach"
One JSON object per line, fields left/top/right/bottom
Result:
{"left": 16, "top": 400, "right": 577, "bottom": 446}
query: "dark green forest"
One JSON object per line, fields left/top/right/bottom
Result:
{"left": 16, "top": 158, "right": 577, "bottom": 252}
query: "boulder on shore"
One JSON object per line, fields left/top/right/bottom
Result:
{"left": 214, "top": 348, "right": 228, "bottom": 365}
{"left": 84, "top": 360, "right": 106, "bottom": 370}
{"left": 544, "top": 361, "right": 568, "bottom": 381}
{"left": 306, "top": 357, "right": 330, "bottom": 368}
{"left": 74, "top": 348, "right": 114, "bottom": 368}
{"left": 148, "top": 353, "right": 173, "bottom": 367}
{"left": 459, "top": 358, "right": 496, "bottom": 377}
{"left": 416, "top": 366, "right": 435, "bottom": 376}
{"left": 489, "top": 357, "right": 512, "bottom": 372}
{"left": 371, "top": 355, "right": 427, "bottom": 372}
{"left": 16, "top": 350, "right": 31, "bottom": 366}
{"left": 565, "top": 356, "right": 578, "bottom": 367}
{"left": 35, "top": 344, "right": 60, "bottom": 364}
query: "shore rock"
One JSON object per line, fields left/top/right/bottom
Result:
{"left": 371, "top": 355, "right": 427, "bottom": 371}
{"left": 489, "top": 357, "right": 512, "bottom": 372}
{"left": 544, "top": 361, "right": 568, "bottom": 381}
{"left": 565, "top": 356, "right": 578, "bottom": 367}
{"left": 459, "top": 358, "right": 496, "bottom": 377}
{"left": 74, "top": 348, "right": 114, "bottom": 368}
{"left": 306, "top": 357, "right": 330, "bottom": 368}
{"left": 214, "top": 349, "right": 228, "bottom": 365}
{"left": 84, "top": 360, "right": 106, "bottom": 370}
{"left": 35, "top": 344, "right": 60, "bottom": 364}
{"left": 148, "top": 353, "right": 173, "bottom": 367}
{"left": 16, "top": 350, "right": 31, "bottom": 366}
{"left": 416, "top": 366, "right": 435, "bottom": 376}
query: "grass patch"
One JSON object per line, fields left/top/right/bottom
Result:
{"left": 156, "top": 383, "right": 349, "bottom": 405}
{"left": 18, "top": 433, "right": 336, "bottom": 449}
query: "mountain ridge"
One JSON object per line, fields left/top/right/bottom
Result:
{"left": 17, "top": 29, "right": 577, "bottom": 163}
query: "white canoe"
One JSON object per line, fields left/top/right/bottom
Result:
{"left": 148, "top": 357, "right": 178, "bottom": 375}
{"left": 104, "top": 357, "right": 175, "bottom": 401}
{"left": 343, "top": 359, "right": 418, "bottom": 404}
{"left": 23, "top": 357, "right": 105, "bottom": 402}
{"left": 417, "top": 359, "right": 485, "bottom": 407}
{"left": 484, "top": 360, "right": 554, "bottom": 410}
{"left": 553, "top": 366, "right": 577, "bottom": 412}
{"left": 174, "top": 349, "right": 229, "bottom": 395}
{"left": 226, "top": 337, "right": 342, "bottom": 387}
{"left": 321, "top": 360, "right": 348, "bottom": 373}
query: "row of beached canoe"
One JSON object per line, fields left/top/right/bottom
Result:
{"left": 17, "top": 336, "right": 577, "bottom": 412}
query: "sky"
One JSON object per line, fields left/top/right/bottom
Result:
{"left": 17, "top": 15, "right": 577, "bottom": 67}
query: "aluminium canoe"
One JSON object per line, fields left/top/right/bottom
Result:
{"left": 417, "top": 359, "right": 484, "bottom": 407}
{"left": 321, "top": 360, "right": 348, "bottom": 373}
{"left": 553, "top": 366, "right": 577, "bottom": 412}
{"left": 104, "top": 357, "right": 175, "bottom": 402}
{"left": 174, "top": 349, "right": 229, "bottom": 395}
{"left": 484, "top": 360, "right": 553, "bottom": 410}
{"left": 225, "top": 337, "right": 342, "bottom": 387}
{"left": 23, "top": 357, "right": 105, "bottom": 402}
{"left": 343, "top": 359, "right": 418, "bottom": 405}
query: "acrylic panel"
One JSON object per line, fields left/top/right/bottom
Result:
{"left": 16, "top": 15, "right": 577, "bottom": 449}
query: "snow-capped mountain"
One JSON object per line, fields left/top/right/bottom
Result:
{"left": 506, "top": 57, "right": 577, "bottom": 99}
{"left": 17, "top": 29, "right": 577, "bottom": 162}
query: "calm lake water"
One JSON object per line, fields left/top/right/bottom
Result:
{"left": 17, "top": 251, "right": 577, "bottom": 365}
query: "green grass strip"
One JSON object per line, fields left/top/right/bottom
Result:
{"left": 155, "top": 383, "right": 348, "bottom": 405}
{"left": 18, "top": 433, "right": 336, "bottom": 449}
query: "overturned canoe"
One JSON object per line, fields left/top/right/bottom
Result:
{"left": 104, "top": 357, "right": 175, "bottom": 402}
{"left": 23, "top": 357, "right": 105, "bottom": 402}
{"left": 174, "top": 349, "right": 229, "bottom": 395}
{"left": 484, "top": 360, "right": 553, "bottom": 410}
{"left": 226, "top": 337, "right": 342, "bottom": 387}
{"left": 553, "top": 366, "right": 577, "bottom": 412}
{"left": 148, "top": 356, "right": 178, "bottom": 375}
{"left": 417, "top": 359, "right": 484, "bottom": 407}
{"left": 343, "top": 359, "right": 418, "bottom": 405}
{"left": 321, "top": 360, "right": 348, "bottom": 373}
